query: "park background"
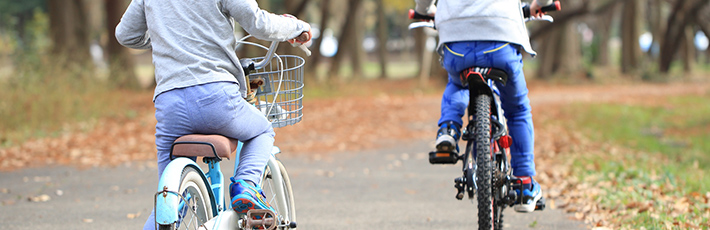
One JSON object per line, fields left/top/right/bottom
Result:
{"left": 1, "top": 0, "right": 710, "bottom": 229}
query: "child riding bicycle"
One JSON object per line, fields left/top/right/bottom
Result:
{"left": 414, "top": 0, "right": 552, "bottom": 213}
{"left": 115, "top": 0, "right": 310, "bottom": 229}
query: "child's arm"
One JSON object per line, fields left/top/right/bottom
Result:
{"left": 115, "top": 0, "right": 151, "bottom": 49}
{"left": 223, "top": 0, "right": 310, "bottom": 41}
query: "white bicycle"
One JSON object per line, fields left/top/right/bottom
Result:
{"left": 153, "top": 37, "right": 308, "bottom": 230}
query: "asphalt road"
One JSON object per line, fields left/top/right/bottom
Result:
{"left": 0, "top": 140, "right": 586, "bottom": 230}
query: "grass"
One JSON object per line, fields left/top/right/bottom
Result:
{"left": 0, "top": 56, "right": 147, "bottom": 147}
{"left": 564, "top": 94, "right": 710, "bottom": 228}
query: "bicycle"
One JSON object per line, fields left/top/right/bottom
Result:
{"left": 409, "top": 2, "right": 560, "bottom": 229}
{"left": 153, "top": 37, "right": 309, "bottom": 230}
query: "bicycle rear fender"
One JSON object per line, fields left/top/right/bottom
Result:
{"left": 155, "top": 158, "right": 206, "bottom": 225}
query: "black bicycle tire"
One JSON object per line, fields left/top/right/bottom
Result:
{"left": 474, "top": 94, "right": 494, "bottom": 230}
{"left": 158, "top": 166, "right": 214, "bottom": 230}
{"left": 494, "top": 203, "right": 504, "bottom": 229}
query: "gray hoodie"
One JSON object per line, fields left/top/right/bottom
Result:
{"left": 415, "top": 0, "right": 552, "bottom": 56}
{"left": 116, "top": 0, "right": 310, "bottom": 101}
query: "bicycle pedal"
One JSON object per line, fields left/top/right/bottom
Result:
{"left": 429, "top": 151, "right": 459, "bottom": 164}
{"left": 535, "top": 197, "right": 546, "bottom": 211}
{"left": 243, "top": 209, "right": 277, "bottom": 230}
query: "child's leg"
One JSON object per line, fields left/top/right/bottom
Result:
{"left": 492, "top": 49, "right": 536, "bottom": 177}
{"left": 441, "top": 41, "right": 536, "bottom": 177}
{"left": 438, "top": 76, "right": 469, "bottom": 128}
{"left": 186, "top": 82, "right": 275, "bottom": 185}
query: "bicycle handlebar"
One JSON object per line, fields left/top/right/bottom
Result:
{"left": 253, "top": 41, "right": 311, "bottom": 69}
{"left": 522, "top": 1, "right": 561, "bottom": 19}
{"left": 408, "top": 1, "right": 561, "bottom": 22}
{"left": 253, "top": 42, "right": 281, "bottom": 69}
{"left": 408, "top": 9, "right": 434, "bottom": 21}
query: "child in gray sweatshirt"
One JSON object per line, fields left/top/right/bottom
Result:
{"left": 116, "top": 1, "right": 310, "bottom": 229}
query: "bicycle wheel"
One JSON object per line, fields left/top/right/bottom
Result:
{"left": 473, "top": 94, "right": 494, "bottom": 230}
{"left": 159, "top": 166, "right": 215, "bottom": 230}
{"left": 261, "top": 158, "right": 297, "bottom": 229}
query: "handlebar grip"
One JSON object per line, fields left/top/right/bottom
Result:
{"left": 522, "top": 1, "right": 561, "bottom": 19}
{"left": 408, "top": 9, "right": 434, "bottom": 21}
{"left": 296, "top": 44, "right": 312, "bottom": 56}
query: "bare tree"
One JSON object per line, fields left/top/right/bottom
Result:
{"left": 308, "top": 0, "right": 331, "bottom": 80}
{"left": 412, "top": 26, "right": 427, "bottom": 79}
{"left": 375, "top": 0, "right": 388, "bottom": 79}
{"left": 620, "top": 0, "right": 641, "bottom": 74}
{"left": 48, "top": 0, "right": 91, "bottom": 67}
{"left": 534, "top": 0, "right": 585, "bottom": 79}
{"left": 659, "top": 0, "right": 708, "bottom": 73}
{"left": 327, "top": 0, "right": 364, "bottom": 80}
{"left": 646, "top": 0, "right": 663, "bottom": 59}
{"left": 593, "top": 4, "right": 617, "bottom": 66}
{"left": 105, "top": 0, "right": 139, "bottom": 89}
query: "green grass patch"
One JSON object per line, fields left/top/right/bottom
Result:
{"left": 565, "top": 94, "right": 710, "bottom": 228}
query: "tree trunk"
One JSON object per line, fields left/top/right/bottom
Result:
{"left": 375, "top": 0, "right": 388, "bottom": 79}
{"left": 680, "top": 26, "right": 694, "bottom": 72}
{"left": 48, "top": 0, "right": 92, "bottom": 68}
{"left": 698, "top": 10, "right": 710, "bottom": 64}
{"left": 327, "top": 0, "right": 364, "bottom": 80}
{"left": 647, "top": 0, "right": 662, "bottom": 59}
{"left": 105, "top": 0, "right": 140, "bottom": 89}
{"left": 291, "top": 0, "right": 311, "bottom": 18}
{"left": 536, "top": 13, "right": 582, "bottom": 78}
{"left": 308, "top": 0, "right": 331, "bottom": 81}
{"left": 620, "top": 0, "right": 640, "bottom": 74}
{"left": 413, "top": 28, "right": 427, "bottom": 78}
{"left": 593, "top": 4, "right": 616, "bottom": 66}
{"left": 349, "top": 0, "right": 366, "bottom": 79}
{"left": 659, "top": 0, "right": 708, "bottom": 73}
{"left": 537, "top": 23, "right": 583, "bottom": 78}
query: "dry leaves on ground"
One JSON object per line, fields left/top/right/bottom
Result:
{"left": 2, "top": 80, "right": 709, "bottom": 229}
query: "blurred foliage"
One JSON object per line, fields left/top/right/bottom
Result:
{"left": 0, "top": 0, "right": 45, "bottom": 27}
{"left": 0, "top": 2, "right": 49, "bottom": 54}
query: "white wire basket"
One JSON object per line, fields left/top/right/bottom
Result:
{"left": 249, "top": 55, "right": 305, "bottom": 128}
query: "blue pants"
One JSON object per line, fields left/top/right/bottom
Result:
{"left": 144, "top": 81, "right": 275, "bottom": 230}
{"left": 439, "top": 41, "right": 535, "bottom": 177}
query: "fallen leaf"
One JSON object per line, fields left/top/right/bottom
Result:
{"left": 28, "top": 194, "right": 51, "bottom": 202}
{"left": 127, "top": 212, "right": 141, "bottom": 219}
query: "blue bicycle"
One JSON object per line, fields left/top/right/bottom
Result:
{"left": 154, "top": 38, "right": 307, "bottom": 230}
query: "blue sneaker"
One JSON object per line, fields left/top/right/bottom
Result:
{"left": 513, "top": 176, "right": 542, "bottom": 213}
{"left": 435, "top": 121, "right": 461, "bottom": 153}
{"left": 230, "top": 178, "right": 275, "bottom": 214}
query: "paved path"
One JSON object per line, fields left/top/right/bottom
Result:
{"left": 0, "top": 141, "right": 585, "bottom": 230}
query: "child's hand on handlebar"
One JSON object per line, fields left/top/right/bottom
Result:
{"left": 281, "top": 14, "right": 312, "bottom": 45}
{"left": 414, "top": 4, "right": 436, "bottom": 17}
{"left": 289, "top": 31, "right": 312, "bottom": 45}
{"left": 529, "top": 0, "right": 547, "bottom": 18}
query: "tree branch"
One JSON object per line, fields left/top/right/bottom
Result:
{"left": 529, "top": 0, "right": 627, "bottom": 41}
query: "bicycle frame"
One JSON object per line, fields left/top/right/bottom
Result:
{"left": 155, "top": 144, "right": 287, "bottom": 229}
